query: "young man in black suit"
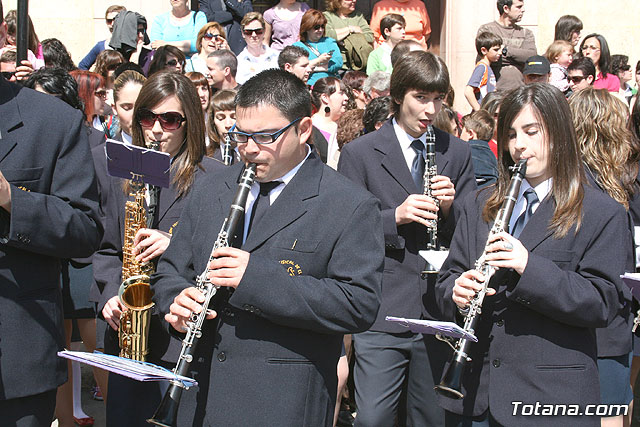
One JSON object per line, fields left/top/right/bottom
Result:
{"left": 0, "top": 3, "right": 102, "bottom": 424}
{"left": 338, "top": 50, "right": 476, "bottom": 427}
{"left": 151, "top": 68, "right": 385, "bottom": 426}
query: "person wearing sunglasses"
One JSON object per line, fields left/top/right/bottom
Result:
{"left": 567, "top": 57, "right": 596, "bottom": 95}
{"left": 198, "top": 0, "right": 253, "bottom": 55}
{"left": 578, "top": 33, "right": 620, "bottom": 93}
{"left": 94, "top": 49, "right": 125, "bottom": 106}
{"left": 293, "top": 9, "right": 342, "bottom": 87}
{"left": 154, "top": 67, "right": 383, "bottom": 426}
{"left": 70, "top": 70, "right": 111, "bottom": 135}
{"left": 147, "top": 45, "right": 186, "bottom": 77}
{"left": 94, "top": 71, "right": 223, "bottom": 426}
{"left": 148, "top": 0, "right": 207, "bottom": 58}
{"left": 611, "top": 54, "right": 636, "bottom": 107}
{"left": 185, "top": 21, "right": 229, "bottom": 80}
{"left": 236, "top": 12, "right": 279, "bottom": 85}
{"left": 79, "top": 5, "right": 126, "bottom": 70}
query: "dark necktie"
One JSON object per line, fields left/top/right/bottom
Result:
{"left": 410, "top": 139, "right": 425, "bottom": 192}
{"left": 247, "top": 181, "right": 282, "bottom": 237}
{"left": 512, "top": 188, "right": 539, "bottom": 238}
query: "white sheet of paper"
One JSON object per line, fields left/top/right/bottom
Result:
{"left": 418, "top": 250, "right": 450, "bottom": 271}
{"left": 385, "top": 316, "right": 477, "bottom": 342}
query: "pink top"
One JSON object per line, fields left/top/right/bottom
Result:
{"left": 264, "top": 3, "right": 310, "bottom": 51}
{"left": 593, "top": 72, "right": 620, "bottom": 93}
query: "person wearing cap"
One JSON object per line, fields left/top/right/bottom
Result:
{"left": 523, "top": 54, "right": 550, "bottom": 84}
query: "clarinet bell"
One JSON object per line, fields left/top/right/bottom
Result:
{"left": 434, "top": 359, "right": 466, "bottom": 400}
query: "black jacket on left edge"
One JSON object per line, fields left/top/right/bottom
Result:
{"left": 0, "top": 77, "right": 102, "bottom": 400}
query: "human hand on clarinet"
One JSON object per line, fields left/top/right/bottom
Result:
{"left": 133, "top": 228, "right": 171, "bottom": 263}
{"left": 452, "top": 270, "right": 494, "bottom": 309}
{"left": 103, "top": 295, "right": 125, "bottom": 330}
{"left": 395, "top": 194, "right": 438, "bottom": 226}
{"left": 166, "top": 287, "right": 217, "bottom": 333}
{"left": 430, "top": 175, "right": 455, "bottom": 217}
{"left": 206, "top": 246, "right": 250, "bottom": 288}
{"left": 484, "top": 232, "right": 528, "bottom": 275}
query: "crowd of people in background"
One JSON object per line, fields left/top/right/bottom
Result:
{"left": 3, "top": 0, "right": 640, "bottom": 426}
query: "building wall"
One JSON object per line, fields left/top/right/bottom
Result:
{"left": 4, "top": 0, "right": 640, "bottom": 114}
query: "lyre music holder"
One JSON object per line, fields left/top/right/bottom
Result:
{"left": 105, "top": 139, "right": 171, "bottom": 188}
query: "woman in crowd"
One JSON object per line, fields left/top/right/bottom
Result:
{"left": 235, "top": 12, "right": 279, "bottom": 84}
{"left": 579, "top": 33, "right": 620, "bottom": 93}
{"left": 148, "top": 0, "right": 207, "bottom": 58}
{"left": 111, "top": 70, "right": 147, "bottom": 144}
{"left": 436, "top": 83, "right": 629, "bottom": 427}
{"left": 362, "top": 95, "right": 391, "bottom": 133}
{"left": 342, "top": 70, "right": 368, "bottom": 109}
{"left": 208, "top": 89, "right": 241, "bottom": 163}
{"left": 93, "top": 71, "right": 222, "bottom": 427}
{"left": 311, "top": 76, "right": 348, "bottom": 168}
{"left": 611, "top": 54, "right": 636, "bottom": 107}
{"left": 94, "top": 50, "right": 125, "bottom": 105}
{"left": 553, "top": 14, "right": 583, "bottom": 51}
{"left": 569, "top": 87, "right": 637, "bottom": 427}
{"left": 42, "top": 38, "right": 76, "bottom": 71}
{"left": 147, "top": 45, "right": 186, "bottom": 76}
{"left": 293, "top": 9, "right": 342, "bottom": 87}
{"left": 323, "top": 0, "right": 374, "bottom": 72}
{"left": 3, "top": 9, "right": 44, "bottom": 65}
{"left": 185, "top": 22, "right": 229, "bottom": 78}
{"left": 23, "top": 67, "right": 108, "bottom": 427}
{"left": 185, "top": 71, "right": 211, "bottom": 146}
{"left": 263, "top": 0, "right": 309, "bottom": 51}
{"left": 79, "top": 5, "right": 126, "bottom": 70}
{"left": 70, "top": 70, "right": 109, "bottom": 136}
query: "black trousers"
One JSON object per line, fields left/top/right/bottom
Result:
{"left": 0, "top": 389, "right": 56, "bottom": 427}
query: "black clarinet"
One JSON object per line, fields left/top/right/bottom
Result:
{"left": 148, "top": 163, "right": 257, "bottom": 427}
{"left": 435, "top": 159, "right": 527, "bottom": 399}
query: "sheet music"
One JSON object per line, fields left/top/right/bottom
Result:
{"left": 385, "top": 316, "right": 477, "bottom": 342}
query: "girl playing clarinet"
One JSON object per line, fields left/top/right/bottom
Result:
{"left": 436, "top": 83, "right": 631, "bottom": 427}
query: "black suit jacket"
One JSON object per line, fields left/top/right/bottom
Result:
{"left": 0, "top": 78, "right": 102, "bottom": 400}
{"left": 152, "top": 152, "right": 384, "bottom": 426}
{"left": 93, "top": 156, "right": 225, "bottom": 364}
{"left": 338, "top": 120, "right": 477, "bottom": 331}
{"left": 435, "top": 186, "right": 628, "bottom": 426}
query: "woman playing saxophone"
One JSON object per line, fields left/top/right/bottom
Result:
{"left": 435, "top": 83, "right": 631, "bottom": 427}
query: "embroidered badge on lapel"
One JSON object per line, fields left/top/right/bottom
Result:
{"left": 17, "top": 186, "right": 30, "bottom": 192}
{"left": 169, "top": 221, "right": 179, "bottom": 235}
{"left": 280, "top": 259, "right": 302, "bottom": 276}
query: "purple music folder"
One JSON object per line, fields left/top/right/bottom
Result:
{"left": 622, "top": 273, "right": 640, "bottom": 301}
{"left": 105, "top": 139, "right": 171, "bottom": 188}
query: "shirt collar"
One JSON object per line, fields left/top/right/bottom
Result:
{"left": 392, "top": 117, "right": 426, "bottom": 150}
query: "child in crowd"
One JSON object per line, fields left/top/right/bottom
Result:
{"left": 546, "top": 39, "right": 573, "bottom": 95}
{"left": 460, "top": 109, "right": 498, "bottom": 188}
{"left": 366, "top": 13, "right": 405, "bottom": 75}
{"left": 465, "top": 31, "right": 502, "bottom": 111}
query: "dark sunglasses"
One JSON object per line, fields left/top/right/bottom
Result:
{"left": 568, "top": 75, "right": 586, "bottom": 84}
{"left": 94, "top": 89, "right": 108, "bottom": 99}
{"left": 620, "top": 65, "right": 631, "bottom": 72}
{"left": 1, "top": 71, "right": 16, "bottom": 80}
{"left": 106, "top": 18, "right": 114, "bottom": 25}
{"left": 166, "top": 59, "right": 181, "bottom": 67}
{"left": 313, "top": 25, "right": 325, "bottom": 31}
{"left": 138, "top": 109, "right": 186, "bottom": 130}
{"left": 106, "top": 62, "right": 123, "bottom": 71}
{"left": 243, "top": 28, "right": 264, "bottom": 36}
{"left": 203, "top": 32, "right": 222, "bottom": 40}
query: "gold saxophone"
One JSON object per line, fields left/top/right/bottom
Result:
{"left": 118, "top": 173, "right": 155, "bottom": 361}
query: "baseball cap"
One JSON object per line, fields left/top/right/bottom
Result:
{"left": 523, "top": 55, "right": 550, "bottom": 75}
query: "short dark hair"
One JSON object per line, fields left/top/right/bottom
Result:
{"left": 578, "top": 33, "right": 612, "bottom": 76}
{"left": 311, "top": 76, "right": 346, "bottom": 110}
{"left": 148, "top": 45, "right": 186, "bottom": 77}
{"left": 390, "top": 39, "right": 422, "bottom": 68}
{"left": 567, "top": 57, "right": 596, "bottom": 81}
{"left": 390, "top": 51, "right": 449, "bottom": 113}
{"left": 0, "top": 49, "right": 16, "bottom": 63}
{"left": 497, "top": 0, "right": 513, "bottom": 15}
{"left": 476, "top": 31, "right": 503, "bottom": 56}
{"left": 363, "top": 96, "right": 391, "bottom": 133}
{"left": 23, "top": 67, "right": 84, "bottom": 112}
{"left": 611, "top": 54, "right": 630, "bottom": 76}
{"left": 380, "top": 14, "right": 405, "bottom": 40}
{"left": 278, "top": 45, "right": 308, "bottom": 69}
{"left": 236, "top": 68, "right": 312, "bottom": 121}
{"left": 554, "top": 15, "right": 583, "bottom": 43}
{"left": 462, "top": 109, "right": 494, "bottom": 141}
{"left": 208, "top": 49, "right": 238, "bottom": 77}
{"left": 42, "top": 38, "right": 76, "bottom": 71}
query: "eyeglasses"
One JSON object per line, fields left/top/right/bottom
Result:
{"left": 137, "top": 27, "right": 145, "bottom": 34}
{"left": 94, "top": 89, "right": 108, "bottom": 99}
{"left": 313, "top": 25, "right": 325, "bottom": 31}
{"left": 106, "top": 62, "right": 123, "bottom": 71}
{"left": 620, "top": 65, "right": 631, "bottom": 72}
{"left": 203, "top": 32, "right": 222, "bottom": 40}
{"left": 166, "top": 59, "right": 181, "bottom": 67}
{"left": 243, "top": 28, "right": 264, "bottom": 36}
{"left": 568, "top": 75, "right": 586, "bottom": 84}
{"left": 227, "top": 118, "right": 301, "bottom": 144}
{"left": 106, "top": 18, "right": 114, "bottom": 25}
{"left": 137, "top": 109, "right": 186, "bottom": 130}
{"left": 1, "top": 71, "right": 16, "bottom": 80}
{"left": 581, "top": 45, "right": 600, "bottom": 52}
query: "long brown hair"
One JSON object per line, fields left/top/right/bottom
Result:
{"left": 131, "top": 71, "right": 206, "bottom": 198}
{"left": 207, "top": 89, "right": 236, "bottom": 156}
{"left": 483, "top": 83, "right": 584, "bottom": 238}
{"left": 570, "top": 87, "right": 637, "bottom": 208}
